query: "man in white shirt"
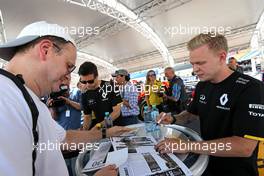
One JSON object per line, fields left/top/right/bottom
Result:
{"left": 0, "top": 21, "right": 130, "bottom": 176}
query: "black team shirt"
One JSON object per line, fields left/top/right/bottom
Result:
{"left": 81, "top": 80, "right": 122, "bottom": 128}
{"left": 188, "top": 71, "right": 264, "bottom": 176}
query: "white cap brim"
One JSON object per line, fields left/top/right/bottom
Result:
{"left": 0, "top": 36, "right": 39, "bottom": 61}
{"left": 0, "top": 21, "right": 76, "bottom": 61}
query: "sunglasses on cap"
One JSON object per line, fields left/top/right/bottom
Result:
{"left": 79, "top": 79, "right": 95, "bottom": 84}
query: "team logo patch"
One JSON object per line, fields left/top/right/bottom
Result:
{"left": 200, "top": 94, "right": 205, "bottom": 100}
{"left": 220, "top": 94, "right": 228, "bottom": 106}
{"left": 236, "top": 77, "right": 249, "bottom": 85}
{"left": 249, "top": 104, "right": 264, "bottom": 110}
{"left": 88, "top": 99, "right": 96, "bottom": 105}
{"left": 199, "top": 94, "right": 207, "bottom": 104}
{"left": 216, "top": 94, "right": 230, "bottom": 111}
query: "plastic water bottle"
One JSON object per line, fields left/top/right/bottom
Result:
{"left": 151, "top": 105, "right": 159, "bottom": 131}
{"left": 104, "top": 112, "right": 113, "bottom": 128}
{"left": 144, "top": 106, "right": 152, "bottom": 132}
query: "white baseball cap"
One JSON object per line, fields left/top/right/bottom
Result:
{"left": 0, "top": 21, "right": 76, "bottom": 61}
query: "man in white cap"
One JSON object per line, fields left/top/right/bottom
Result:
{"left": 0, "top": 21, "right": 130, "bottom": 176}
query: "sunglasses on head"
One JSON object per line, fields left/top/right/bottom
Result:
{"left": 79, "top": 79, "right": 95, "bottom": 84}
{"left": 148, "top": 73, "right": 156, "bottom": 77}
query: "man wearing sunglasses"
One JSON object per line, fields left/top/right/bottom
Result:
{"left": 0, "top": 21, "right": 130, "bottom": 176}
{"left": 79, "top": 62, "right": 123, "bottom": 130}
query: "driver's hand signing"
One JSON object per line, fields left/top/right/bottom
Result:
{"left": 156, "top": 112, "right": 173, "bottom": 125}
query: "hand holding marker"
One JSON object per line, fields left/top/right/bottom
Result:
{"left": 156, "top": 113, "right": 166, "bottom": 125}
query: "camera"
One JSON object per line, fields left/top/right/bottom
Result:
{"left": 49, "top": 84, "right": 69, "bottom": 107}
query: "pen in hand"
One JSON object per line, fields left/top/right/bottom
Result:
{"left": 156, "top": 113, "right": 166, "bottom": 125}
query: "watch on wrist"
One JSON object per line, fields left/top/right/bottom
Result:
{"left": 171, "top": 114, "right": 177, "bottom": 124}
{"left": 101, "top": 127, "right": 106, "bottom": 138}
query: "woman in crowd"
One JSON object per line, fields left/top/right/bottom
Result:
{"left": 145, "top": 70, "right": 164, "bottom": 112}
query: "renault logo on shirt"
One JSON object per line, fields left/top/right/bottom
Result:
{"left": 216, "top": 94, "right": 230, "bottom": 111}
{"left": 220, "top": 94, "right": 228, "bottom": 106}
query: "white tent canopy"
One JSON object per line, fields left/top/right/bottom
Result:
{"left": 0, "top": 0, "right": 264, "bottom": 85}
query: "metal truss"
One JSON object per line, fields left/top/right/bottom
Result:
{"left": 65, "top": 0, "right": 175, "bottom": 66}
{"left": 113, "top": 24, "right": 256, "bottom": 71}
{"left": 75, "top": 0, "right": 192, "bottom": 47}
{"left": 76, "top": 19, "right": 127, "bottom": 48}
{"left": 251, "top": 11, "right": 264, "bottom": 61}
{"left": 77, "top": 51, "right": 117, "bottom": 71}
{"left": 0, "top": 10, "right": 7, "bottom": 45}
{"left": 251, "top": 11, "right": 264, "bottom": 50}
{"left": 0, "top": 10, "right": 7, "bottom": 66}
{"left": 134, "top": 0, "right": 192, "bottom": 20}
{"left": 128, "top": 61, "right": 164, "bottom": 73}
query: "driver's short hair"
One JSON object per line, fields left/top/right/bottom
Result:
{"left": 187, "top": 33, "right": 228, "bottom": 54}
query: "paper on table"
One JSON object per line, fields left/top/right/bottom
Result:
{"left": 111, "top": 135, "right": 192, "bottom": 176}
{"left": 110, "top": 136, "right": 157, "bottom": 152}
{"left": 167, "top": 153, "right": 193, "bottom": 176}
{"left": 82, "top": 141, "right": 112, "bottom": 172}
{"left": 120, "top": 128, "right": 139, "bottom": 137}
{"left": 105, "top": 148, "right": 128, "bottom": 167}
{"left": 119, "top": 152, "right": 193, "bottom": 176}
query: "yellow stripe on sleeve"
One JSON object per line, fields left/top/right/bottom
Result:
{"left": 244, "top": 135, "right": 264, "bottom": 142}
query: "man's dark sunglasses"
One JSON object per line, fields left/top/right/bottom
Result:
{"left": 79, "top": 79, "right": 95, "bottom": 84}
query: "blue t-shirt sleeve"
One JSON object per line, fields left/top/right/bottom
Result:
{"left": 172, "top": 83, "right": 181, "bottom": 101}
